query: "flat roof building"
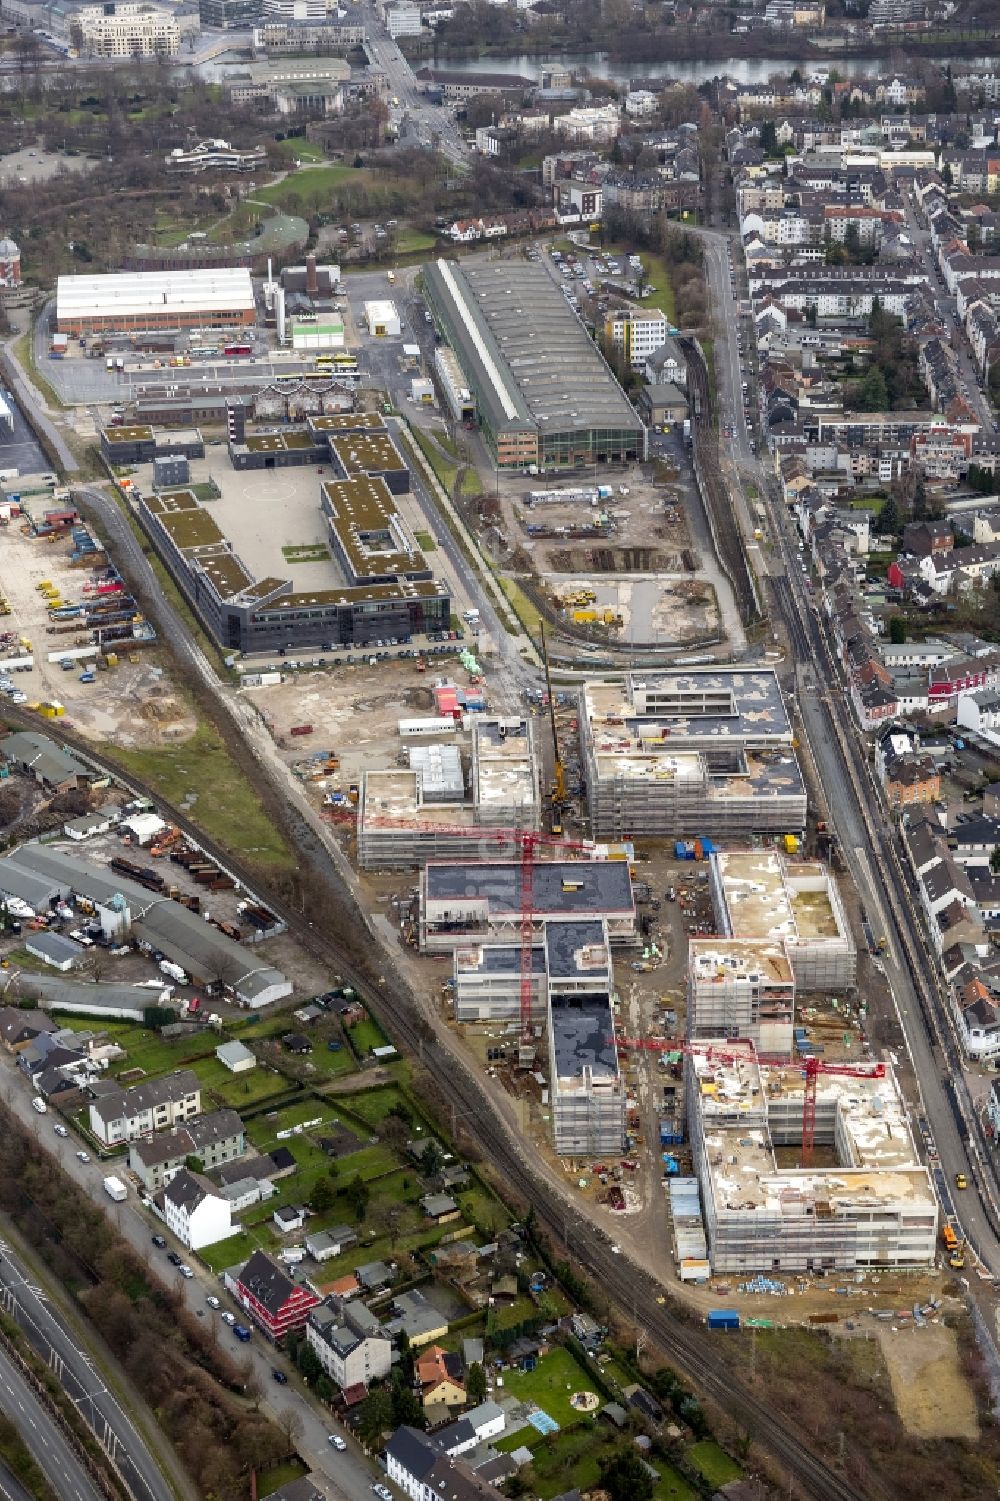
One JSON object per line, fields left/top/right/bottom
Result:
{"left": 709, "top": 850, "right": 856, "bottom": 992}
{"left": 358, "top": 717, "right": 540, "bottom": 870}
{"left": 423, "top": 258, "right": 646, "bottom": 470}
{"left": 139, "top": 466, "right": 449, "bottom": 656}
{"left": 579, "top": 668, "right": 807, "bottom": 840}
{"left": 56, "top": 269, "right": 255, "bottom": 336}
{"left": 419, "top": 858, "right": 635, "bottom": 953}
{"left": 688, "top": 939, "right": 795, "bottom": 1056}
{"left": 688, "top": 1047, "right": 936, "bottom": 1272}
{"left": 545, "top": 920, "right": 625, "bottom": 1156}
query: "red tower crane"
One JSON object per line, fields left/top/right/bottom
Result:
{"left": 324, "top": 807, "right": 596, "bottom": 1042}
{"left": 615, "top": 1035, "right": 886, "bottom": 1164}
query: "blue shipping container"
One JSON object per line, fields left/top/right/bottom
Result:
{"left": 707, "top": 1310, "right": 741, "bottom": 1330}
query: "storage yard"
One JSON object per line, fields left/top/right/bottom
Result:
{"left": 0, "top": 481, "right": 186, "bottom": 745}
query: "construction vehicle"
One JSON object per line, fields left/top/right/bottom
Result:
{"left": 539, "top": 620, "right": 566, "bottom": 836}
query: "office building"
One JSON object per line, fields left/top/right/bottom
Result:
{"left": 604, "top": 308, "right": 670, "bottom": 370}
{"left": 72, "top": 3, "right": 180, "bottom": 55}
{"left": 419, "top": 858, "right": 635, "bottom": 954}
{"left": 709, "top": 850, "right": 856, "bottom": 992}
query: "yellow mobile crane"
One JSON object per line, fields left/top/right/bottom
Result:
{"left": 540, "top": 620, "right": 566, "bottom": 835}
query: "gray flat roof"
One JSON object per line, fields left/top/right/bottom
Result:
{"left": 545, "top": 919, "right": 610, "bottom": 979}
{"left": 458, "top": 944, "right": 546, "bottom": 976}
{"left": 426, "top": 860, "right": 634, "bottom": 915}
{"left": 425, "top": 258, "right": 644, "bottom": 440}
{"left": 550, "top": 993, "right": 618, "bottom": 1081}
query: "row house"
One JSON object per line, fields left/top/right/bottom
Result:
{"left": 88, "top": 1071, "right": 201, "bottom": 1148}
{"left": 307, "top": 1296, "right": 392, "bottom": 1390}
{"left": 823, "top": 203, "right": 885, "bottom": 244}
{"left": 920, "top": 541, "right": 1000, "bottom": 596}
{"left": 965, "top": 300, "right": 1000, "bottom": 378}
{"left": 927, "top": 650, "right": 1000, "bottom": 706}
{"left": 876, "top": 727, "right": 942, "bottom": 808}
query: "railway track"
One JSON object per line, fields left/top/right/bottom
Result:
{"left": 0, "top": 700, "right": 870, "bottom": 1499}
{"left": 679, "top": 337, "right": 762, "bottom": 629}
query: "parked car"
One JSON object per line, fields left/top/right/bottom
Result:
{"left": 151, "top": 1234, "right": 166, "bottom": 1248}
{"left": 179, "top": 1264, "right": 194, "bottom": 1279}
{"left": 272, "top": 1369, "right": 288, "bottom": 1385}
{"left": 329, "top": 1436, "right": 347, "bottom": 1451}
{"left": 167, "top": 1252, "right": 183, "bottom": 1267}
{"left": 76, "top": 1151, "right": 90, "bottom": 1163}
{"left": 206, "top": 1295, "right": 221, "bottom": 1309}
{"left": 53, "top": 1124, "right": 68, "bottom": 1138}
{"left": 221, "top": 1311, "right": 236, "bottom": 1327}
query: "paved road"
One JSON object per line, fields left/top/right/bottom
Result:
{"left": 0, "top": 1226, "right": 177, "bottom": 1501}
{"left": 702, "top": 225, "right": 1000, "bottom": 1283}
{"left": 900, "top": 187, "right": 995, "bottom": 434}
{"left": 0, "top": 1456, "right": 34, "bottom": 1501}
{"left": 1, "top": 1082, "right": 375, "bottom": 1501}
{"left": 357, "top": 1, "right": 468, "bottom": 168}
{"left": 0, "top": 1326, "right": 103, "bottom": 1501}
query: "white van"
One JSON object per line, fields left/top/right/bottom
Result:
{"left": 31, "top": 1096, "right": 47, "bottom": 1113}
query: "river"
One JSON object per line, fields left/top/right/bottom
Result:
{"left": 420, "top": 49, "right": 1000, "bottom": 86}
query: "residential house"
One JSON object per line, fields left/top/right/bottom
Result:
{"left": 385, "top": 1427, "right": 505, "bottom": 1501}
{"left": 0, "top": 1008, "right": 57, "bottom": 1054}
{"left": 420, "top": 1193, "right": 461, "bottom": 1225}
{"left": 88, "top": 1070, "right": 201, "bottom": 1147}
{"left": 387, "top": 1289, "right": 449, "bottom": 1348}
{"left": 233, "top": 1250, "right": 319, "bottom": 1340}
{"left": 416, "top": 1344, "right": 466, "bottom": 1408}
{"left": 160, "top": 1168, "right": 235, "bottom": 1250}
{"left": 643, "top": 337, "right": 686, "bottom": 388}
{"left": 306, "top": 1297, "right": 392, "bottom": 1390}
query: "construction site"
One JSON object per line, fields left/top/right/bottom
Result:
{"left": 687, "top": 1044, "right": 938, "bottom": 1275}
{"left": 578, "top": 668, "right": 808, "bottom": 840}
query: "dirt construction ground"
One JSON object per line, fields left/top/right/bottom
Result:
{"left": 877, "top": 1323, "right": 979, "bottom": 1439}
{"left": 0, "top": 517, "right": 195, "bottom": 746}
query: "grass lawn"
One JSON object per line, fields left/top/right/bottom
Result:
{"left": 498, "top": 1346, "right": 596, "bottom": 1429}
{"left": 409, "top": 426, "right": 458, "bottom": 494}
{"left": 523, "top": 1427, "right": 698, "bottom": 1501}
{"left": 498, "top": 576, "right": 542, "bottom": 636}
{"left": 188, "top": 1055, "right": 290, "bottom": 1110}
{"left": 396, "top": 228, "right": 438, "bottom": 256}
{"left": 633, "top": 251, "right": 677, "bottom": 328}
{"left": 413, "top": 529, "right": 437, "bottom": 551}
{"left": 111, "top": 723, "right": 294, "bottom": 872}
{"left": 347, "top": 1016, "right": 390, "bottom": 1054}
{"left": 271, "top": 137, "right": 326, "bottom": 163}
{"left": 338, "top": 1084, "right": 426, "bottom": 1131}
{"left": 258, "top": 1459, "right": 308, "bottom": 1497}
{"left": 246, "top": 1100, "right": 354, "bottom": 1147}
{"left": 254, "top": 164, "right": 361, "bottom": 211}
{"left": 459, "top": 467, "right": 483, "bottom": 500}
{"left": 686, "top": 1440, "right": 742, "bottom": 1489}
{"left": 457, "top": 1186, "right": 508, "bottom": 1233}
{"left": 199, "top": 1228, "right": 271, "bottom": 1274}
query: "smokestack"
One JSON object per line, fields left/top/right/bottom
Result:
{"left": 306, "top": 253, "right": 318, "bottom": 297}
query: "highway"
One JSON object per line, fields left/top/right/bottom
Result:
{"left": 0, "top": 1338, "right": 101, "bottom": 1501}
{"left": 0, "top": 1227, "right": 176, "bottom": 1501}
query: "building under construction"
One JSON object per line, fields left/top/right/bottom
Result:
{"left": 453, "top": 919, "right": 624, "bottom": 1155}
{"left": 687, "top": 1047, "right": 937, "bottom": 1273}
{"left": 709, "top": 850, "right": 856, "bottom": 993}
{"left": 357, "top": 717, "right": 541, "bottom": 869}
{"left": 687, "top": 939, "right": 795, "bottom": 1055}
{"left": 419, "top": 858, "right": 636, "bottom": 954}
{"left": 545, "top": 921, "right": 625, "bottom": 1157}
{"left": 578, "top": 669, "right": 806, "bottom": 840}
